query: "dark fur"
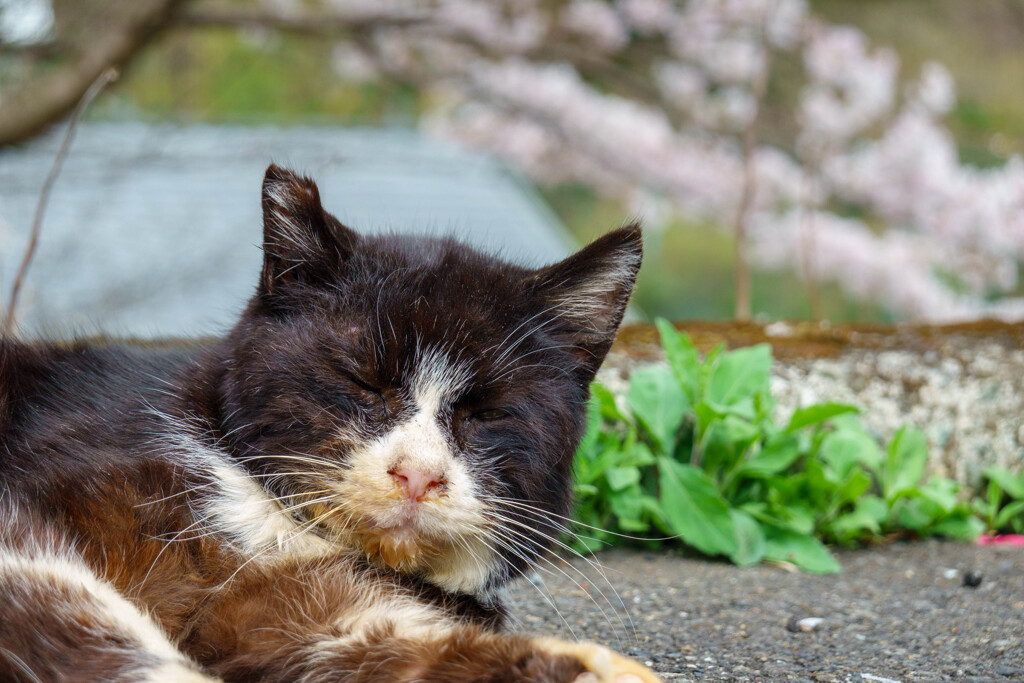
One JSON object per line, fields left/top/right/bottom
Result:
{"left": 0, "top": 165, "right": 641, "bottom": 682}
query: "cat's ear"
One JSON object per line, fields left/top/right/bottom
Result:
{"left": 531, "top": 224, "right": 642, "bottom": 380}
{"left": 260, "top": 164, "right": 358, "bottom": 296}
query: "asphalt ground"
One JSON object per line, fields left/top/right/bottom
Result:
{"left": 506, "top": 541, "right": 1024, "bottom": 682}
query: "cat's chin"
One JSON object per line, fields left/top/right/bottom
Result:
{"left": 357, "top": 524, "right": 431, "bottom": 571}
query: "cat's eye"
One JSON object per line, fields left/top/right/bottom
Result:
{"left": 341, "top": 372, "right": 387, "bottom": 410}
{"left": 472, "top": 408, "right": 510, "bottom": 422}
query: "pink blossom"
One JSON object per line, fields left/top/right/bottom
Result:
{"left": 291, "top": 0, "right": 1024, "bottom": 321}
{"left": 617, "top": 0, "right": 674, "bottom": 35}
{"left": 560, "top": 0, "right": 630, "bottom": 52}
{"left": 913, "top": 61, "right": 956, "bottom": 116}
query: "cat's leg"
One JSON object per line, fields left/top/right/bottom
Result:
{"left": 0, "top": 543, "right": 219, "bottom": 682}
{"left": 185, "top": 559, "right": 660, "bottom": 683}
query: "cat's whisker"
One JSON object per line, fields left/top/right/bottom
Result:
{"left": 136, "top": 511, "right": 227, "bottom": 595}
{"left": 481, "top": 497, "right": 642, "bottom": 639}
{"left": 490, "top": 343, "right": 587, "bottom": 378}
{"left": 484, "top": 510, "right": 634, "bottom": 643}
{"left": 487, "top": 303, "right": 565, "bottom": 367}
{"left": 270, "top": 493, "right": 338, "bottom": 518}
{"left": 474, "top": 530, "right": 580, "bottom": 642}
{"left": 133, "top": 480, "right": 221, "bottom": 507}
{"left": 486, "top": 495, "right": 680, "bottom": 543}
{"left": 134, "top": 471, "right": 322, "bottom": 507}
{"left": 0, "top": 645, "right": 44, "bottom": 683}
{"left": 491, "top": 362, "right": 575, "bottom": 382}
{"left": 236, "top": 453, "right": 345, "bottom": 471}
{"left": 213, "top": 502, "right": 343, "bottom": 592}
{"left": 487, "top": 525, "right": 624, "bottom": 646}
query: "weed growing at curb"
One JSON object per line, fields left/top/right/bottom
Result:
{"left": 572, "top": 318, "right": 990, "bottom": 573}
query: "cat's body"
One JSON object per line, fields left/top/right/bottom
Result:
{"left": 0, "top": 166, "right": 657, "bottom": 682}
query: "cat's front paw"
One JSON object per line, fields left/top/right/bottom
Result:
{"left": 535, "top": 637, "right": 663, "bottom": 683}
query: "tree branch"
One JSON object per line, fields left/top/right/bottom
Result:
{"left": 2, "top": 68, "right": 119, "bottom": 336}
{"left": 176, "top": 7, "right": 691, "bottom": 129}
{"left": 175, "top": 6, "right": 429, "bottom": 33}
{"left": 0, "top": 0, "right": 184, "bottom": 148}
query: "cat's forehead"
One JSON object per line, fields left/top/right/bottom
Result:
{"left": 361, "top": 236, "right": 531, "bottom": 290}
{"left": 347, "top": 238, "right": 534, "bottom": 331}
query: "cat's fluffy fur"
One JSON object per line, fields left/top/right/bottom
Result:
{"left": 0, "top": 165, "right": 657, "bottom": 682}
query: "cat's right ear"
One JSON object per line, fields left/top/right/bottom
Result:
{"left": 530, "top": 224, "right": 642, "bottom": 382}
{"left": 259, "top": 164, "right": 358, "bottom": 297}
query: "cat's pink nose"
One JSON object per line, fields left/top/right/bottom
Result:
{"left": 389, "top": 467, "right": 446, "bottom": 502}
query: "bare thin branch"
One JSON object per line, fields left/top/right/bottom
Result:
{"left": 732, "top": 18, "right": 774, "bottom": 322}
{"left": 2, "top": 68, "right": 120, "bottom": 337}
{"left": 176, "top": 6, "right": 428, "bottom": 33}
{"left": 0, "top": 0, "right": 183, "bottom": 148}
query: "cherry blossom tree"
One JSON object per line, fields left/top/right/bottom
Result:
{"left": 4, "top": 0, "right": 1023, "bottom": 321}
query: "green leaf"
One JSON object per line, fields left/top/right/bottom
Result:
{"left": 655, "top": 318, "right": 701, "bottom": 403}
{"left": 918, "top": 477, "right": 959, "bottom": 514}
{"left": 739, "top": 434, "right": 801, "bottom": 478}
{"left": 828, "top": 495, "right": 889, "bottom": 542}
{"left": 786, "top": 403, "right": 861, "bottom": 433}
{"left": 624, "top": 442, "right": 657, "bottom": 468}
{"left": 606, "top": 466, "right": 641, "bottom": 492}
{"left": 657, "top": 457, "right": 737, "bottom": 557}
{"left": 704, "top": 415, "right": 760, "bottom": 466}
{"left": 856, "top": 495, "right": 890, "bottom": 525}
{"left": 893, "top": 498, "right": 938, "bottom": 532}
{"left": 995, "top": 500, "right": 1024, "bottom": 530}
{"left": 932, "top": 515, "right": 984, "bottom": 541}
{"left": 592, "top": 383, "right": 629, "bottom": 423}
{"left": 609, "top": 487, "right": 648, "bottom": 531}
{"left": 827, "top": 507, "right": 881, "bottom": 542}
{"left": 705, "top": 344, "right": 772, "bottom": 411}
{"left": 576, "top": 392, "right": 604, "bottom": 457}
{"left": 836, "top": 469, "right": 872, "bottom": 505}
{"left": 728, "top": 509, "right": 766, "bottom": 567}
{"left": 695, "top": 399, "right": 726, "bottom": 428}
{"left": 819, "top": 429, "right": 882, "bottom": 476}
{"left": 628, "top": 365, "right": 688, "bottom": 452}
{"left": 883, "top": 427, "right": 928, "bottom": 501}
{"left": 984, "top": 467, "right": 1024, "bottom": 500}
{"left": 763, "top": 526, "right": 841, "bottom": 574}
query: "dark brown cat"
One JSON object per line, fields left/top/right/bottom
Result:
{"left": 0, "top": 165, "right": 658, "bottom": 682}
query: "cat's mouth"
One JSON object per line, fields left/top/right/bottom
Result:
{"left": 302, "top": 498, "right": 443, "bottom": 571}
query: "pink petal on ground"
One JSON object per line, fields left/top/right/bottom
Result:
{"left": 977, "top": 534, "right": 1024, "bottom": 546}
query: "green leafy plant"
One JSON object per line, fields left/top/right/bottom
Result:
{"left": 973, "top": 467, "right": 1024, "bottom": 534}
{"left": 572, "top": 319, "right": 982, "bottom": 573}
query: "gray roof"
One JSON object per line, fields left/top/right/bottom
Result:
{"left": 0, "top": 123, "right": 577, "bottom": 339}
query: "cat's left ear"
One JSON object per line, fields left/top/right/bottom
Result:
{"left": 531, "top": 224, "right": 642, "bottom": 381}
{"left": 259, "top": 164, "right": 358, "bottom": 297}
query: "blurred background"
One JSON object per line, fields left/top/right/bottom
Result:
{"left": 1, "top": 0, "right": 1023, "bottom": 338}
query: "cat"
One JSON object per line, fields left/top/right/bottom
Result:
{"left": 0, "top": 164, "right": 659, "bottom": 683}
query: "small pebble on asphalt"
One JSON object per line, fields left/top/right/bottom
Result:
{"left": 786, "top": 616, "right": 824, "bottom": 633}
{"left": 963, "top": 571, "right": 984, "bottom": 588}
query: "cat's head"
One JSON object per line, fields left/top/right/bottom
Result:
{"left": 219, "top": 164, "right": 640, "bottom": 597}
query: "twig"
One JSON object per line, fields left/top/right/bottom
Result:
{"left": 177, "top": 7, "right": 428, "bottom": 32}
{"left": 731, "top": 29, "right": 773, "bottom": 321}
{"left": 799, "top": 167, "right": 825, "bottom": 320}
{"left": 1, "top": 67, "right": 119, "bottom": 337}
